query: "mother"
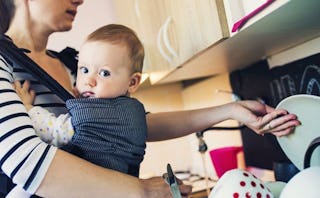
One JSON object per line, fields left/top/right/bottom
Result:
{"left": 0, "top": 0, "right": 300, "bottom": 197}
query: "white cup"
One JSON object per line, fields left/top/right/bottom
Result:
{"left": 279, "top": 166, "right": 320, "bottom": 198}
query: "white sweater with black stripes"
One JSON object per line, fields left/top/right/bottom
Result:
{"left": 0, "top": 54, "right": 73, "bottom": 194}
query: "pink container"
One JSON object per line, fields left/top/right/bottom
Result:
{"left": 209, "top": 146, "right": 244, "bottom": 178}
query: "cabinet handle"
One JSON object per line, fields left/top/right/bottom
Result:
{"left": 134, "top": 0, "right": 141, "bottom": 19}
{"left": 162, "top": 16, "right": 178, "bottom": 58}
{"left": 157, "top": 22, "right": 173, "bottom": 63}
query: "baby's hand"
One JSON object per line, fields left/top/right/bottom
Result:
{"left": 13, "top": 80, "right": 35, "bottom": 111}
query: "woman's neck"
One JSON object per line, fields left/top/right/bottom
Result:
{"left": 7, "top": 25, "right": 74, "bottom": 93}
{"left": 7, "top": 27, "right": 50, "bottom": 54}
{"left": 6, "top": 9, "right": 52, "bottom": 54}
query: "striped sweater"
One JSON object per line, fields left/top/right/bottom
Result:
{"left": 0, "top": 53, "right": 74, "bottom": 193}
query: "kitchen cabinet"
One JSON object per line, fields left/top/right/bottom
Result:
{"left": 113, "top": 0, "right": 320, "bottom": 85}
{"left": 113, "top": 0, "right": 172, "bottom": 73}
{"left": 161, "top": 0, "right": 229, "bottom": 67}
{"left": 112, "top": 0, "right": 229, "bottom": 82}
{"left": 150, "top": 0, "right": 320, "bottom": 84}
{"left": 134, "top": 0, "right": 174, "bottom": 73}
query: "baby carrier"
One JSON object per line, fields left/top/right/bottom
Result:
{"left": 0, "top": 34, "right": 77, "bottom": 197}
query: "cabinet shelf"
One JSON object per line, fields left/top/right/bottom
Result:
{"left": 150, "top": 0, "right": 320, "bottom": 85}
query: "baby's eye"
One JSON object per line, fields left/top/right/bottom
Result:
{"left": 99, "top": 70, "right": 110, "bottom": 77}
{"left": 79, "top": 67, "right": 89, "bottom": 74}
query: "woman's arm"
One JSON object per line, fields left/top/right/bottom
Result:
{"left": 146, "top": 105, "right": 229, "bottom": 141}
{"left": 28, "top": 106, "right": 74, "bottom": 147}
{"left": 39, "top": 150, "right": 191, "bottom": 198}
{"left": 1, "top": 58, "right": 189, "bottom": 197}
{"left": 37, "top": 149, "right": 144, "bottom": 198}
{"left": 146, "top": 100, "right": 300, "bottom": 141}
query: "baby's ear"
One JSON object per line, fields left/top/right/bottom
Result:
{"left": 128, "top": 72, "right": 141, "bottom": 93}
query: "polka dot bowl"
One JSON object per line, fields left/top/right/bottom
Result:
{"left": 209, "top": 169, "right": 274, "bottom": 198}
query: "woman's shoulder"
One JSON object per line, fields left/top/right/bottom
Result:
{"left": 0, "top": 53, "right": 12, "bottom": 69}
{"left": 0, "top": 54, "right": 14, "bottom": 81}
{"left": 0, "top": 36, "right": 14, "bottom": 71}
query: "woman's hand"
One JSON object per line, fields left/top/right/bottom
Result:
{"left": 141, "top": 176, "right": 192, "bottom": 198}
{"left": 230, "top": 100, "right": 301, "bottom": 137}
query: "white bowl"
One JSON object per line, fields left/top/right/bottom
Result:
{"left": 280, "top": 166, "right": 320, "bottom": 198}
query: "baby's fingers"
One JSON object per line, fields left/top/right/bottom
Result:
{"left": 29, "top": 89, "right": 36, "bottom": 98}
{"left": 13, "top": 81, "right": 22, "bottom": 90}
{"left": 21, "top": 80, "right": 31, "bottom": 90}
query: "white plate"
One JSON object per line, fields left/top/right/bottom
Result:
{"left": 276, "top": 94, "right": 320, "bottom": 170}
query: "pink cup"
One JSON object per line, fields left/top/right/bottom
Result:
{"left": 209, "top": 146, "right": 244, "bottom": 178}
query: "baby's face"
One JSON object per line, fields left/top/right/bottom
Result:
{"left": 76, "top": 41, "right": 133, "bottom": 98}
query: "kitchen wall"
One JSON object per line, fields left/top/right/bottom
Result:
{"left": 48, "top": 0, "right": 116, "bottom": 51}
{"left": 131, "top": 83, "right": 193, "bottom": 177}
{"left": 267, "top": 36, "right": 320, "bottom": 69}
{"left": 132, "top": 74, "right": 242, "bottom": 178}
{"left": 181, "top": 74, "right": 242, "bottom": 178}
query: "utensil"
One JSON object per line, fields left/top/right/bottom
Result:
{"left": 163, "top": 164, "right": 182, "bottom": 198}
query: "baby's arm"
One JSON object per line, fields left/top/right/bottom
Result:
{"left": 13, "top": 80, "right": 74, "bottom": 147}
{"left": 28, "top": 106, "right": 74, "bottom": 147}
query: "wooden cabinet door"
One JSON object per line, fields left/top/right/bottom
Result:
{"left": 112, "top": 0, "right": 140, "bottom": 32}
{"left": 135, "top": 0, "right": 174, "bottom": 73}
{"left": 165, "top": 0, "right": 229, "bottom": 65}
{"left": 113, "top": 0, "right": 229, "bottom": 74}
{"left": 190, "top": 0, "right": 229, "bottom": 50}
{"left": 112, "top": 0, "right": 170, "bottom": 73}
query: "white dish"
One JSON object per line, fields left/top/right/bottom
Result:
{"left": 276, "top": 94, "right": 320, "bottom": 170}
{"left": 264, "top": 181, "right": 286, "bottom": 198}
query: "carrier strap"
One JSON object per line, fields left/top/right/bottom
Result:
{"left": 0, "top": 34, "right": 74, "bottom": 102}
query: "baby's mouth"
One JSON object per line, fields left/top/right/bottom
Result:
{"left": 80, "top": 91, "right": 95, "bottom": 98}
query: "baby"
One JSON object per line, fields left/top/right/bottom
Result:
{"left": 10, "top": 24, "right": 146, "bottom": 198}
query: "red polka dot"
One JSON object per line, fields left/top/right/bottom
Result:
{"left": 233, "top": 192, "right": 239, "bottom": 198}
{"left": 245, "top": 192, "right": 251, "bottom": 198}
{"left": 256, "top": 192, "right": 262, "bottom": 198}
{"left": 243, "top": 172, "right": 249, "bottom": 177}
{"left": 260, "top": 183, "right": 265, "bottom": 189}
{"left": 266, "top": 194, "right": 270, "bottom": 198}
{"left": 240, "top": 181, "right": 246, "bottom": 187}
{"left": 251, "top": 181, "right": 256, "bottom": 187}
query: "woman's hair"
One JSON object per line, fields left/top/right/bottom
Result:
{"left": 87, "top": 24, "right": 145, "bottom": 73}
{"left": 0, "top": 0, "right": 15, "bottom": 34}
